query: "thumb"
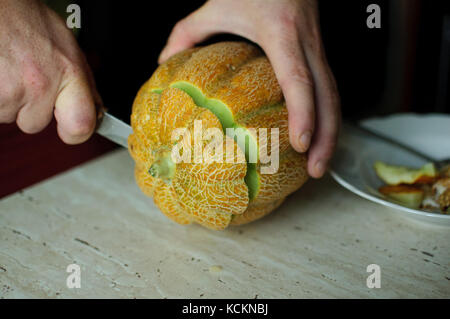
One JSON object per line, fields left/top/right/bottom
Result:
{"left": 158, "top": 8, "right": 218, "bottom": 63}
{"left": 54, "top": 68, "right": 97, "bottom": 145}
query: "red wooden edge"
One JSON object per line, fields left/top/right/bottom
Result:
{"left": 0, "top": 119, "right": 118, "bottom": 199}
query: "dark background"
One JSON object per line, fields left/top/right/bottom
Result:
{"left": 76, "top": 0, "right": 450, "bottom": 122}
{"left": 1, "top": 0, "right": 449, "bottom": 198}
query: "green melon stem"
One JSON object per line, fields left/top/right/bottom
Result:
{"left": 149, "top": 153, "right": 175, "bottom": 181}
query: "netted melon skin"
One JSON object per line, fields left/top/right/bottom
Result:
{"left": 129, "top": 42, "right": 309, "bottom": 230}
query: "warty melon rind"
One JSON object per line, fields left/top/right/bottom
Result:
{"left": 128, "top": 42, "right": 309, "bottom": 230}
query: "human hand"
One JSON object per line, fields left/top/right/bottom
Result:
{"left": 158, "top": 0, "right": 340, "bottom": 178}
{"left": 0, "top": 0, "right": 100, "bottom": 144}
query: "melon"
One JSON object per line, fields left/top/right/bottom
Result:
{"left": 378, "top": 185, "right": 424, "bottom": 209}
{"left": 374, "top": 161, "right": 437, "bottom": 186}
{"left": 128, "top": 42, "right": 309, "bottom": 230}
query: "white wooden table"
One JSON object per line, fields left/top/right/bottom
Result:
{"left": 1, "top": 149, "right": 449, "bottom": 298}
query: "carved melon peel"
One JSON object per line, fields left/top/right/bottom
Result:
{"left": 378, "top": 185, "right": 425, "bottom": 208}
{"left": 374, "top": 161, "right": 437, "bottom": 185}
{"left": 128, "top": 42, "right": 309, "bottom": 230}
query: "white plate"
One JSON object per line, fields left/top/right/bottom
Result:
{"left": 330, "top": 113, "right": 450, "bottom": 226}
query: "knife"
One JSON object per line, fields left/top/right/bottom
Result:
{"left": 96, "top": 112, "right": 132, "bottom": 148}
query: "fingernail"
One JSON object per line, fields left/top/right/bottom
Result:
{"left": 314, "top": 160, "right": 326, "bottom": 177}
{"left": 298, "top": 131, "right": 312, "bottom": 152}
{"left": 158, "top": 46, "right": 168, "bottom": 64}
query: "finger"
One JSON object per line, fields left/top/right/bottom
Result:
{"left": 261, "top": 35, "right": 316, "bottom": 154}
{"left": 159, "top": 9, "right": 218, "bottom": 63}
{"left": 54, "top": 67, "right": 97, "bottom": 144}
{"left": 16, "top": 75, "right": 57, "bottom": 134}
{"left": 304, "top": 50, "right": 341, "bottom": 178}
{"left": 16, "top": 99, "right": 54, "bottom": 134}
{"left": 80, "top": 53, "right": 104, "bottom": 119}
{"left": 0, "top": 65, "right": 24, "bottom": 123}
{"left": 0, "top": 108, "right": 17, "bottom": 123}
{"left": 0, "top": 90, "right": 22, "bottom": 124}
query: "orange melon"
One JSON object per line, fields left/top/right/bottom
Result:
{"left": 128, "top": 42, "right": 309, "bottom": 230}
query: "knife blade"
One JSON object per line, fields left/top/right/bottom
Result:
{"left": 96, "top": 112, "right": 132, "bottom": 148}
